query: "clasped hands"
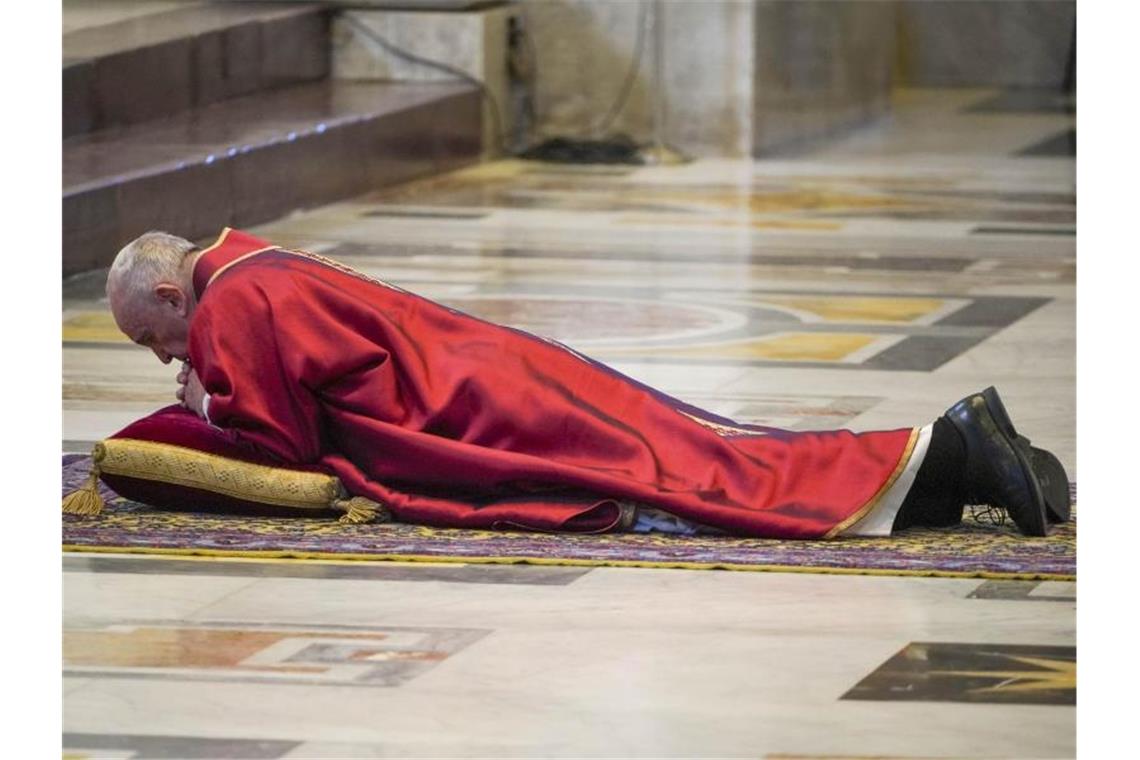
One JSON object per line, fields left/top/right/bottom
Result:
{"left": 176, "top": 361, "right": 207, "bottom": 419}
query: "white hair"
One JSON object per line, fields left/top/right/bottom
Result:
{"left": 107, "top": 231, "right": 198, "bottom": 305}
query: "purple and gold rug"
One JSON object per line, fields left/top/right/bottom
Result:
{"left": 61, "top": 455, "right": 1076, "bottom": 580}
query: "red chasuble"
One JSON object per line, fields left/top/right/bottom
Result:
{"left": 188, "top": 228, "right": 918, "bottom": 538}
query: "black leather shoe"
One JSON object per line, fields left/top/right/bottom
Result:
{"left": 942, "top": 387, "right": 1049, "bottom": 537}
{"left": 1028, "top": 444, "right": 1072, "bottom": 524}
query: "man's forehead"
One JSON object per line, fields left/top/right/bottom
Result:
{"left": 109, "top": 298, "right": 148, "bottom": 338}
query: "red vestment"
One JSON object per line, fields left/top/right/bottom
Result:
{"left": 188, "top": 228, "right": 918, "bottom": 538}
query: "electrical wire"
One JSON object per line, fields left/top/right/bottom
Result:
{"left": 339, "top": 13, "right": 509, "bottom": 155}
{"left": 341, "top": 4, "right": 652, "bottom": 163}
{"left": 508, "top": 10, "right": 539, "bottom": 135}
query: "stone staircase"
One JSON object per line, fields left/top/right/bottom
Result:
{"left": 63, "top": 1, "right": 482, "bottom": 276}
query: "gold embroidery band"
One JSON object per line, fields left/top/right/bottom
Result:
{"left": 196, "top": 226, "right": 236, "bottom": 258}
{"left": 824, "top": 427, "right": 920, "bottom": 539}
{"left": 204, "top": 246, "right": 279, "bottom": 290}
{"left": 680, "top": 411, "right": 768, "bottom": 437}
{"left": 285, "top": 248, "right": 406, "bottom": 293}
{"left": 199, "top": 238, "right": 404, "bottom": 296}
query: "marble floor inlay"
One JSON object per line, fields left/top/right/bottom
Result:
{"left": 967, "top": 579, "right": 1076, "bottom": 602}
{"left": 842, "top": 642, "right": 1076, "bottom": 706}
{"left": 1016, "top": 129, "right": 1077, "bottom": 157}
{"left": 65, "top": 620, "right": 490, "bottom": 687}
{"left": 966, "top": 88, "right": 1076, "bottom": 114}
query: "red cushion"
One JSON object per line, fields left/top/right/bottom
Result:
{"left": 100, "top": 405, "right": 339, "bottom": 517}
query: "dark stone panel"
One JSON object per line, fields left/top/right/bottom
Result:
{"left": 62, "top": 59, "right": 95, "bottom": 138}
{"left": 63, "top": 733, "right": 300, "bottom": 759}
{"left": 259, "top": 10, "right": 329, "bottom": 88}
{"left": 1017, "top": 129, "right": 1077, "bottom": 157}
{"left": 842, "top": 641, "right": 1075, "bottom": 705}
{"left": 865, "top": 335, "right": 985, "bottom": 372}
{"left": 116, "top": 162, "right": 235, "bottom": 261}
{"left": 967, "top": 88, "right": 1076, "bottom": 114}
{"left": 92, "top": 40, "right": 195, "bottom": 129}
{"left": 64, "top": 554, "right": 592, "bottom": 585}
{"left": 971, "top": 226, "right": 1075, "bottom": 237}
{"left": 968, "top": 580, "right": 1075, "bottom": 602}
{"left": 62, "top": 186, "right": 119, "bottom": 277}
{"left": 935, "top": 296, "right": 1049, "bottom": 328}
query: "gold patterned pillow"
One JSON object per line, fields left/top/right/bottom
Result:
{"left": 62, "top": 405, "right": 385, "bottom": 524}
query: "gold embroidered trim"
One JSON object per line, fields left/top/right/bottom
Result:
{"left": 681, "top": 411, "right": 766, "bottom": 437}
{"left": 284, "top": 248, "right": 406, "bottom": 293}
{"left": 197, "top": 226, "right": 234, "bottom": 258}
{"left": 204, "top": 246, "right": 279, "bottom": 289}
{"left": 824, "top": 427, "right": 921, "bottom": 539}
{"left": 99, "top": 438, "right": 342, "bottom": 511}
{"left": 198, "top": 240, "right": 406, "bottom": 296}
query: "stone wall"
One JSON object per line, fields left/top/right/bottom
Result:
{"left": 521, "top": 0, "right": 898, "bottom": 158}
{"left": 328, "top": 0, "right": 1076, "bottom": 159}
{"left": 519, "top": 0, "right": 755, "bottom": 158}
{"left": 895, "top": 0, "right": 1076, "bottom": 88}
{"left": 752, "top": 0, "right": 896, "bottom": 155}
{"left": 332, "top": 5, "right": 512, "bottom": 156}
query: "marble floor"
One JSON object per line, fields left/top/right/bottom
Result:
{"left": 63, "top": 88, "right": 1076, "bottom": 758}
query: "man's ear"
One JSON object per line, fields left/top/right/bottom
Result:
{"left": 153, "top": 283, "right": 187, "bottom": 315}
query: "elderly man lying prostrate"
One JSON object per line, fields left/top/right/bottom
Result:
{"left": 98, "top": 228, "right": 1070, "bottom": 539}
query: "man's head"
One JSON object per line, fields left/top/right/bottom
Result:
{"left": 106, "top": 231, "right": 200, "bottom": 364}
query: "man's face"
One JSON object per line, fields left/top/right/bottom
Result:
{"left": 110, "top": 284, "right": 194, "bottom": 364}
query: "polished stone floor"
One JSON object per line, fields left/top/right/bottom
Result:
{"left": 63, "top": 88, "right": 1076, "bottom": 758}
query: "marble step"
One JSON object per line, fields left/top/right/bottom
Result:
{"left": 63, "top": 79, "right": 482, "bottom": 276}
{"left": 63, "top": 2, "right": 329, "bottom": 138}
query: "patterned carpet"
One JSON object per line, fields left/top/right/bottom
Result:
{"left": 61, "top": 455, "right": 1076, "bottom": 580}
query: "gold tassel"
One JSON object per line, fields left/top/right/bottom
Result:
{"left": 62, "top": 443, "right": 107, "bottom": 517}
{"left": 332, "top": 495, "right": 388, "bottom": 525}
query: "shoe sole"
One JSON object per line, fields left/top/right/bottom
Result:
{"left": 1028, "top": 445, "right": 1072, "bottom": 523}
{"left": 978, "top": 387, "right": 1049, "bottom": 536}
{"left": 979, "top": 387, "right": 1068, "bottom": 525}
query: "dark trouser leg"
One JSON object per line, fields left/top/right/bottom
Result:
{"left": 892, "top": 418, "right": 967, "bottom": 531}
